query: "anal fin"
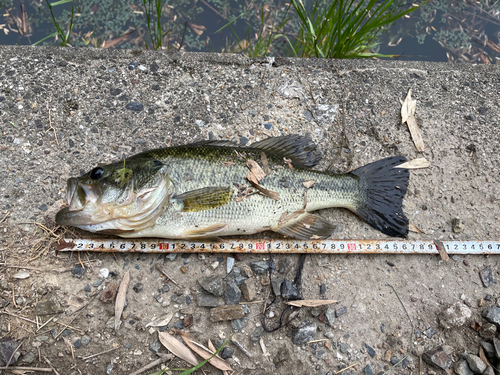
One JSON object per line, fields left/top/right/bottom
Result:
{"left": 275, "top": 212, "right": 336, "bottom": 240}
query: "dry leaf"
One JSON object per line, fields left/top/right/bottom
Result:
{"left": 302, "top": 180, "right": 316, "bottom": 188}
{"left": 286, "top": 299, "right": 338, "bottom": 307}
{"left": 221, "top": 161, "right": 235, "bottom": 166}
{"left": 13, "top": 271, "right": 30, "bottom": 279}
{"left": 248, "top": 179, "right": 280, "bottom": 201}
{"left": 261, "top": 152, "right": 270, "bottom": 175}
{"left": 259, "top": 337, "right": 269, "bottom": 356}
{"left": 114, "top": 270, "right": 130, "bottom": 330}
{"left": 146, "top": 312, "right": 174, "bottom": 328}
{"left": 395, "top": 158, "right": 430, "bottom": 169}
{"left": 409, "top": 222, "right": 424, "bottom": 234}
{"left": 158, "top": 331, "right": 198, "bottom": 366}
{"left": 246, "top": 171, "right": 260, "bottom": 185}
{"left": 479, "top": 346, "right": 491, "bottom": 368}
{"left": 208, "top": 339, "right": 216, "bottom": 353}
{"left": 100, "top": 282, "right": 118, "bottom": 303}
{"left": 246, "top": 159, "right": 266, "bottom": 181}
{"left": 174, "top": 330, "right": 233, "bottom": 372}
{"left": 401, "top": 89, "right": 424, "bottom": 152}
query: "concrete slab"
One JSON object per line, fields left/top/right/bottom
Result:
{"left": 0, "top": 46, "right": 499, "bottom": 374}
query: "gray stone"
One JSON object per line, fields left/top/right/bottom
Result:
{"left": 93, "top": 279, "right": 103, "bottom": 287}
{"left": 281, "top": 279, "right": 301, "bottom": 300}
{"left": 225, "top": 281, "right": 241, "bottom": 305}
{"left": 133, "top": 283, "right": 143, "bottom": 293}
{"left": 493, "top": 337, "right": 500, "bottom": 359}
{"left": 234, "top": 275, "right": 248, "bottom": 287}
{"left": 483, "top": 366, "right": 495, "bottom": 375}
{"left": 480, "top": 323, "right": 497, "bottom": 340}
{"left": 227, "top": 257, "right": 235, "bottom": 274}
{"left": 221, "top": 347, "right": 234, "bottom": 359}
{"left": 324, "top": 331, "right": 334, "bottom": 339}
{"left": 198, "top": 275, "right": 224, "bottom": 296}
{"left": 319, "top": 283, "right": 326, "bottom": 295}
{"left": 291, "top": 322, "right": 316, "bottom": 345}
{"left": 231, "top": 316, "right": 249, "bottom": 331}
{"left": 483, "top": 306, "right": 500, "bottom": 327}
{"left": 364, "top": 364, "right": 374, "bottom": 375}
{"left": 0, "top": 280, "right": 8, "bottom": 290}
{"left": 336, "top": 306, "right": 347, "bottom": 317}
{"left": 452, "top": 218, "right": 465, "bottom": 233}
{"left": 0, "top": 339, "right": 19, "bottom": 366}
{"left": 21, "top": 351, "right": 36, "bottom": 364}
{"left": 36, "top": 291, "right": 62, "bottom": 316}
{"left": 251, "top": 326, "right": 264, "bottom": 342}
{"left": 323, "top": 307, "right": 335, "bottom": 327}
{"left": 454, "top": 360, "right": 474, "bottom": 375}
{"left": 81, "top": 335, "right": 91, "bottom": 347}
{"left": 249, "top": 261, "right": 269, "bottom": 275}
{"left": 274, "top": 346, "right": 290, "bottom": 364}
{"left": 198, "top": 292, "right": 221, "bottom": 307}
{"left": 439, "top": 302, "right": 472, "bottom": 329}
{"left": 277, "top": 259, "right": 290, "bottom": 274}
{"left": 73, "top": 339, "right": 81, "bottom": 348}
{"left": 149, "top": 339, "right": 162, "bottom": 355}
{"left": 424, "top": 327, "right": 436, "bottom": 338}
{"left": 480, "top": 267, "right": 494, "bottom": 288}
{"left": 271, "top": 278, "right": 283, "bottom": 296}
{"left": 366, "top": 344, "right": 376, "bottom": 358}
{"left": 36, "top": 336, "right": 50, "bottom": 343}
{"left": 340, "top": 343, "right": 349, "bottom": 353}
{"left": 422, "top": 347, "right": 452, "bottom": 370}
{"left": 126, "top": 101, "right": 143, "bottom": 112}
{"left": 166, "top": 253, "right": 177, "bottom": 261}
{"left": 463, "top": 354, "right": 486, "bottom": 374}
{"left": 240, "top": 279, "right": 256, "bottom": 302}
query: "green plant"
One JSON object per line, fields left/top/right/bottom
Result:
{"left": 290, "top": 0, "right": 428, "bottom": 58}
{"left": 141, "top": 0, "right": 172, "bottom": 50}
{"left": 33, "top": 0, "right": 74, "bottom": 46}
{"left": 216, "top": 4, "right": 293, "bottom": 57}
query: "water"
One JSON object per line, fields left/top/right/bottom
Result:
{"left": 0, "top": 0, "right": 499, "bottom": 64}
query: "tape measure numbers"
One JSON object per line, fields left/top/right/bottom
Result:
{"left": 58, "top": 239, "right": 500, "bottom": 254}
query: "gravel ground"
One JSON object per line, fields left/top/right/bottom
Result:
{"left": 0, "top": 46, "right": 499, "bottom": 375}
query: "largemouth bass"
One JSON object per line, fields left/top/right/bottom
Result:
{"left": 56, "top": 135, "right": 410, "bottom": 239}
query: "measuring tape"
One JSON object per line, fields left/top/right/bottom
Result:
{"left": 58, "top": 239, "right": 500, "bottom": 255}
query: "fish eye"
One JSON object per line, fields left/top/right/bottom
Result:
{"left": 90, "top": 167, "right": 105, "bottom": 180}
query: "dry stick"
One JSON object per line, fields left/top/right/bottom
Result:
{"left": 55, "top": 290, "right": 101, "bottom": 339}
{"left": 155, "top": 263, "right": 180, "bottom": 288}
{"left": 230, "top": 338, "right": 252, "bottom": 358}
{"left": 0, "top": 366, "right": 52, "bottom": 372}
{"left": 335, "top": 362, "right": 360, "bottom": 374}
{"left": 6, "top": 338, "right": 25, "bottom": 367}
{"left": 1, "top": 310, "right": 37, "bottom": 324}
{"left": 128, "top": 354, "right": 173, "bottom": 375}
{"left": 386, "top": 283, "right": 414, "bottom": 373}
{"left": 36, "top": 315, "right": 57, "bottom": 332}
{"left": 79, "top": 347, "right": 118, "bottom": 360}
{"left": 0, "top": 211, "right": 10, "bottom": 223}
{"left": 44, "top": 357, "right": 61, "bottom": 375}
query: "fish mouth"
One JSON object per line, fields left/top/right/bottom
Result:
{"left": 55, "top": 176, "right": 170, "bottom": 233}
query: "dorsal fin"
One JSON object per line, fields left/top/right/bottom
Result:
{"left": 186, "top": 135, "right": 322, "bottom": 169}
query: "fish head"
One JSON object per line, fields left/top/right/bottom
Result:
{"left": 56, "top": 158, "right": 172, "bottom": 233}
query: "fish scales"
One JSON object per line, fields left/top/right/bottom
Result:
{"left": 56, "top": 135, "right": 410, "bottom": 239}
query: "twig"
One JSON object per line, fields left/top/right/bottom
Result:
{"left": 44, "top": 357, "right": 61, "bottom": 375}
{"left": 7, "top": 338, "right": 25, "bottom": 367}
{"left": 231, "top": 338, "right": 252, "bottom": 358}
{"left": 55, "top": 321, "right": 83, "bottom": 333}
{"left": 386, "top": 283, "right": 414, "bottom": 373}
{"left": 36, "top": 315, "right": 57, "bottom": 332}
{"left": 155, "top": 264, "right": 180, "bottom": 288}
{"left": 0, "top": 211, "right": 10, "bottom": 224}
{"left": 79, "top": 346, "right": 118, "bottom": 360}
{"left": 335, "top": 362, "right": 360, "bottom": 374}
{"left": 307, "top": 339, "right": 329, "bottom": 344}
{"left": 1, "top": 311, "right": 37, "bottom": 324}
{"left": 128, "top": 354, "right": 173, "bottom": 375}
{"left": 239, "top": 300, "right": 264, "bottom": 305}
{"left": 0, "top": 366, "right": 52, "bottom": 372}
{"left": 55, "top": 289, "right": 101, "bottom": 339}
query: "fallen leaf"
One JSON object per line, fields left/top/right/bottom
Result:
{"left": 13, "top": 271, "right": 30, "bottom": 279}
{"left": 158, "top": 331, "right": 198, "bottom": 366}
{"left": 261, "top": 152, "right": 270, "bottom": 175}
{"left": 283, "top": 157, "right": 294, "bottom": 169}
{"left": 248, "top": 179, "right": 280, "bottom": 201}
{"left": 286, "top": 299, "right": 338, "bottom": 307}
{"left": 302, "top": 180, "right": 316, "bottom": 188}
{"left": 246, "top": 159, "right": 266, "bottom": 181}
{"left": 221, "top": 161, "right": 235, "bottom": 166}
{"left": 174, "top": 329, "right": 232, "bottom": 372}
{"left": 187, "top": 21, "right": 206, "bottom": 36}
{"left": 471, "top": 322, "right": 481, "bottom": 331}
{"left": 409, "top": 222, "right": 424, "bottom": 234}
{"left": 146, "top": 312, "right": 174, "bottom": 328}
{"left": 401, "top": 89, "right": 424, "bottom": 152}
{"left": 479, "top": 346, "right": 491, "bottom": 367}
{"left": 246, "top": 171, "right": 260, "bottom": 185}
{"left": 395, "top": 158, "right": 430, "bottom": 169}
{"left": 115, "top": 270, "right": 130, "bottom": 330}
{"left": 100, "top": 282, "right": 118, "bottom": 303}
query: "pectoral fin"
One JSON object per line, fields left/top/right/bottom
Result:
{"left": 183, "top": 223, "right": 229, "bottom": 237}
{"left": 274, "top": 212, "right": 336, "bottom": 240}
{"left": 174, "top": 187, "right": 233, "bottom": 212}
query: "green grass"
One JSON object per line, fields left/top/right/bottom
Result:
{"left": 33, "top": 0, "right": 74, "bottom": 46}
{"left": 289, "top": 0, "right": 429, "bottom": 58}
{"left": 141, "top": 0, "right": 172, "bottom": 50}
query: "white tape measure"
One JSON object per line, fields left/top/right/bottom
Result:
{"left": 58, "top": 239, "right": 500, "bottom": 255}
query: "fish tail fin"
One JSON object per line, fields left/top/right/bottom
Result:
{"left": 351, "top": 156, "right": 409, "bottom": 237}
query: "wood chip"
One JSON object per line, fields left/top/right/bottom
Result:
{"left": 286, "top": 299, "right": 338, "bottom": 307}
{"left": 158, "top": 331, "right": 198, "bottom": 366}
{"left": 246, "top": 171, "right": 260, "bottom": 185}
{"left": 409, "top": 222, "right": 424, "bottom": 234}
{"left": 261, "top": 152, "right": 270, "bottom": 175}
{"left": 246, "top": 159, "right": 266, "bottom": 181}
{"left": 114, "top": 270, "right": 130, "bottom": 330}
{"left": 401, "top": 89, "right": 424, "bottom": 152}
{"left": 174, "top": 330, "right": 233, "bottom": 372}
{"left": 100, "top": 282, "right": 118, "bottom": 303}
{"left": 248, "top": 179, "right": 280, "bottom": 201}
{"left": 302, "top": 180, "right": 316, "bottom": 188}
{"left": 395, "top": 158, "right": 430, "bottom": 169}
{"left": 434, "top": 240, "right": 449, "bottom": 262}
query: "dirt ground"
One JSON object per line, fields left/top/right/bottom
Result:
{"left": 0, "top": 46, "right": 499, "bottom": 375}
